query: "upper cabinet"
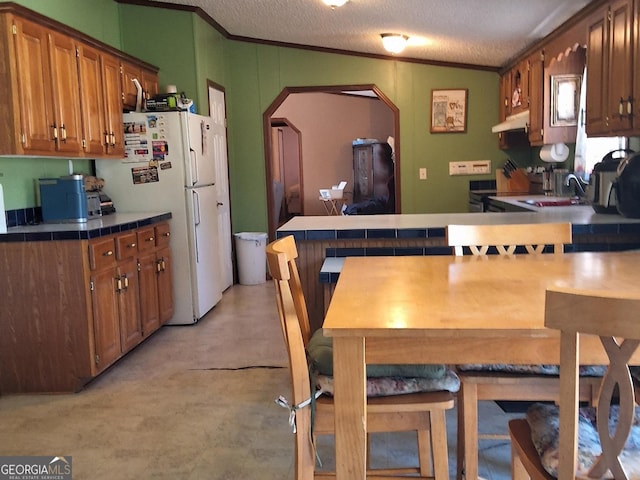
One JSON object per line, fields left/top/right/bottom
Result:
{"left": 0, "top": 4, "right": 158, "bottom": 158}
{"left": 527, "top": 51, "right": 545, "bottom": 146}
{"left": 586, "top": 0, "right": 635, "bottom": 136}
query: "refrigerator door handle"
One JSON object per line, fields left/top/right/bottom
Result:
{"left": 189, "top": 148, "right": 198, "bottom": 186}
{"left": 192, "top": 189, "right": 201, "bottom": 262}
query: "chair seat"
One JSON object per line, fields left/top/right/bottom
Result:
{"left": 457, "top": 364, "right": 607, "bottom": 377}
{"left": 525, "top": 402, "right": 640, "bottom": 478}
{"left": 315, "top": 368, "right": 460, "bottom": 397}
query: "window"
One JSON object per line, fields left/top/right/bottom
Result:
{"left": 581, "top": 136, "right": 626, "bottom": 180}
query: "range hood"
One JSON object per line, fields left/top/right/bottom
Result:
{"left": 491, "top": 110, "right": 529, "bottom": 133}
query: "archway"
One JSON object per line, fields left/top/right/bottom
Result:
{"left": 263, "top": 85, "right": 400, "bottom": 239}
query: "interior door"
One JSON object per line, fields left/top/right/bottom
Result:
{"left": 208, "top": 83, "right": 234, "bottom": 290}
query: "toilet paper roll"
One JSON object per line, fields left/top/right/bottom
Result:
{"left": 540, "top": 143, "right": 569, "bottom": 163}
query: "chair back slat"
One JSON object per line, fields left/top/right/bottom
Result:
{"left": 447, "top": 223, "right": 572, "bottom": 257}
{"left": 545, "top": 287, "right": 640, "bottom": 480}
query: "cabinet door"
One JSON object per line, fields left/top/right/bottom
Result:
{"left": 156, "top": 245, "right": 174, "bottom": 324}
{"left": 528, "top": 52, "right": 544, "bottom": 146}
{"left": 121, "top": 61, "right": 141, "bottom": 110}
{"left": 586, "top": 7, "right": 609, "bottom": 135}
{"left": 101, "top": 54, "right": 125, "bottom": 157}
{"left": 606, "top": 0, "right": 633, "bottom": 133}
{"left": 138, "top": 250, "right": 161, "bottom": 336}
{"left": 12, "top": 17, "right": 55, "bottom": 154}
{"left": 142, "top": 69, "right": 159, "bottom": 99}
{"left": 78, "top": 44, "right": 107, "bottom": 156}
{"left": 353, "top": 146, "right": 373, "bottom": 202}
{"left": 90, "top": 267, "right": 121, "bottom": 373}
{"left": 47, "top": 31, "right": 82, "bottom": 154}
{"left": 117, "top": 258, "right": 142, "bottom": 352}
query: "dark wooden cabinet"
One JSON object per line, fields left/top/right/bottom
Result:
{"left": 586, "top": 0, "right": 634, "bottom": 136}
{"left": 352, "top": 142, "right": 394, "bottom": 211}
{"left": 528, "top": 51, "right": 545, "bottom": 146}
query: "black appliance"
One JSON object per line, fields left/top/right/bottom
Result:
{"left": 614, "top": 151, "right": 640, "bottom": 218}
{"left": 587, "top": 149, "right": 632, "bottom": 214}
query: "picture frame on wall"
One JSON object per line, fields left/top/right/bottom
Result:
{"left": 430, "top": 88, "right": 468, "bottom": 133}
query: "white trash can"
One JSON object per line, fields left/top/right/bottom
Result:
{"left": 234, "top": 232, "right": 268, "bottom": 285}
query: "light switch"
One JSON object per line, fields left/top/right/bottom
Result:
{"left": 419, "top": 168, "right": 427, "bottom": 180}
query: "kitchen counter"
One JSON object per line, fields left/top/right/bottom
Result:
{"left": 1, "top": 212, "right": 172, "bottom": 242}
{"left": 278, "top": 205, "right": 640, "bottom": 332}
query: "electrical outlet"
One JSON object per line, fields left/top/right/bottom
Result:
{"left": 419, "top": 168, "right": 427, "bottom": 180}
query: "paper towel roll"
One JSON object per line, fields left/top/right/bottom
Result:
{"left": 0, "top": 184, "right": 6, "bottom": 234}
{"left": 539, "top": 143, "right": 569, "bottom": 163}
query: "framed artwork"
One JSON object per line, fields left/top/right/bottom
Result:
{"left": 550, "top": 74, "right": 581, "bottom": 126}
{"left": 430, "top": 88, "right": 468, "bottom": 133}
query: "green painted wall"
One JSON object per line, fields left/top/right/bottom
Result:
{"left": 223, "top": 42, "right": 502, "bottom": 232}
{"left": 11, "top": 0, "right": 120, "bottom": 48}
{"left": 1, "top": 0, "right": 503, "bottom": 232}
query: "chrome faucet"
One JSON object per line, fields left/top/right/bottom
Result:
{"left": 564, "top": 173, "right": 588, "bottom": 197}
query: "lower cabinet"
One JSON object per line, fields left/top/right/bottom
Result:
{"left": 89, "top": 222, "right": 173, "bottom": 375}
{"left": 0, "top": 221, "right": 173, "bottom": 393}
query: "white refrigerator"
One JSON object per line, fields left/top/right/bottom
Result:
{"left": 96, "top": 111, "right": 223, "bottom": 325}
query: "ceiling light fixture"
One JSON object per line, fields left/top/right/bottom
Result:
{"left": 381, "top": 33, "right": 409, "bottom": 54}
{"left": 322, "top": 0, "right": 348, "bottom": 8}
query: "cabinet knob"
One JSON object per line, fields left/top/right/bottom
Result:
{"left": 128, "top": 243, "right": 136, "bottom": 248}
{"left": 146, "top": 236, "right": 154, "bottom": 242}
{"left": 103, "top": 250, "right": 114, "bottom": 257}
{"left": 162, "top": 232, "right": 170, "bottom": 237}
{"left": 61, "top": 124, "right": 67, "bottom": 143}
{"left": 51, "top": 124, "right": 58, "bottom": 141}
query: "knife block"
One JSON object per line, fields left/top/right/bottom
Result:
{"left": 496, "top": 168, "right": 530, "bottom": 193}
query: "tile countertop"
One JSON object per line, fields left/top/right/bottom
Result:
{"left": 278, "top": 197, "right": 640, "bottom": 236}
{"left": 1, "top": 212, "right": 172, "bottom": 242}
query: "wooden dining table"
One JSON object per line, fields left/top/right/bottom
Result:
{"left": 322, "top": 250, "right": 640, "bottom": 480}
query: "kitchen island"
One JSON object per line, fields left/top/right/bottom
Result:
{"left": 0, "top": 212, "right": 173, "bottom": 393}
{"left": 277, "top": 200, "right": 640, "bottom": 331}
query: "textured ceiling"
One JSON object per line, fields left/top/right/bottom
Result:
{"left": 146, "top": 0, "right": 596, "bottom": 68}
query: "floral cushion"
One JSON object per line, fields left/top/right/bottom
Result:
{"left": 457, "top": 364, "right": 607, "bottom": 377}
{"left": 314, "top": 368, "right": 460, "bottom": 397}
{"left": 526, "top": 402, "right": 640, "bottom": 478}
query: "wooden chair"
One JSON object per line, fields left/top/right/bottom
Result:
{"left": 446, "top": 223, "right": 603, "bottom": 480}
{"left": 509, "top": 287, "right": 640, "bottom": 480}
{"left": 267, "top": 235, "right": 454, "bottom": 479}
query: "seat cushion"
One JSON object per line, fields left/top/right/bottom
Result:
{"left": 457, "top": 363, "right": 607, "bottom": 377}
{"left": 526, "top": 402, "right": 640, "bottom": 478}
{"left": 315, "top": 368, "right": 461, "bottom": 397}
{"left": 307, "top": 328, "right": 446, "bottom": 378}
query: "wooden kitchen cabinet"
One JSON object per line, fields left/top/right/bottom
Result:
{"left": 352, "top": 142, "right": 395, "bottom": 211}
{"left": 101, "top": 53, "right": 126, "bottom": 157}
{"left": 527, "top": 51, "right": 545, "bottom": 146}
{"left": 89, "top": 232, "right": 143, "bottom": 374}
{"left": 122, "top": 61, "right": 159, "bottom": 111}
{"left": 0, "top": 219, "right": 173, "bottom": 393}
{"left": 136, "top": 223, "right": 174, "bottom": 336}
{"left": 0, "top": 4, "right": 158, "bottom": 158}
{"left": 586, "top": 0, "right": 634, "bottom": 136}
